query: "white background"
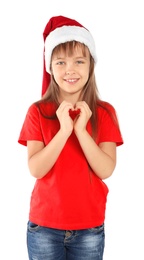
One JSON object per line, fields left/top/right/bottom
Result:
{"left": 0, "top": 0, "right": 144, "bottom": 259}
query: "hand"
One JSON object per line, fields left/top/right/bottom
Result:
{"left": 56, "top": 101, "right": 74, "bottom": 136}
{"left": 73, "top": 101, "right": 92, "bottom": 134}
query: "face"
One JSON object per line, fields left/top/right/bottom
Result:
{"left": 51, "top": 44, "right": 90, "bottom": 101}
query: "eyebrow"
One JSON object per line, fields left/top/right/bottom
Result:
{"left": 53, "top": 56, "right": 87, "bottom": 60}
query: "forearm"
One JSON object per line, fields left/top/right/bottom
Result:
{"left": 75, "top": 130, "right": 116, "bottom": 179}
{"left": 28, "top": 129, "right": 70, "bottom": 179}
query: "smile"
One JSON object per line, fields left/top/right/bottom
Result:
{"left": 64, "top": 79, "right": 79, "bottom": 83}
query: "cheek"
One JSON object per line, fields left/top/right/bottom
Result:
{"left": 52, "top": 68, "right": 59, "bottom": 79}
{"left": 82, "top": 68, "right": 90, "bottom": 81}
{"left": 52, "top": 70, "right": 63, "bottom": 85}
{"left": 52, "top": 66, "right": 63, "bottom": 77}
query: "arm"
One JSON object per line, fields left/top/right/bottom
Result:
{"left": 74, "top": 101, "right": 116, "bottom": 179}
{"left": 75, "top": 130, "right": 116, "bottom": 179}
{"left": 27, "top": 130, "right": 69, "bottom": 179}
{"left": 27, "top": 101, "right": 74, "bottom": 179}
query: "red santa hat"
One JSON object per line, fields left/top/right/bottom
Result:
{"left": 42, "top": 15, "right": 97, "bottom": 96}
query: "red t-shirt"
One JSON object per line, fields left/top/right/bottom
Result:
{"left": 18, "top": 102, "right": 123, "bottom": 229}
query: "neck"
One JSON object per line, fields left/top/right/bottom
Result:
{"left": 59, "top": 92, "right": 81, "bottom": 105}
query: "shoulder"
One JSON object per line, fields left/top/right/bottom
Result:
{"left": 27, "top": 102, "right": 38, "bottom": 113}
{"left": 96, "top": 101, "right": 123, "bottom": 146}
{"left": 97, "top": 100, "right": 116, "bottom": 117}
{"left": 27, "top": 101, "right": 57, "bottom": 117}
{"left": 97, "top": 100, "right": 121, "bottom": 129}
{"left": 97, "top": 100, "right": 115, "bottom": 110}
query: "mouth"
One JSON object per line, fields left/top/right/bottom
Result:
{"left": 64, "top": 78, "right": 79, "bottom": 83}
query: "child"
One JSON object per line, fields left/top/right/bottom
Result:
{"left": 18, "top": 15, "right": 123, "bottom": 260}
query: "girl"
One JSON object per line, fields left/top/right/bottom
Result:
{"left": 18, "top": 15, "right": 123, "bottom": 260}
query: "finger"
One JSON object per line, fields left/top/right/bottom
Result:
{"left": 59, "top": 101, "right": 73, "bottom": 113}
{"left": 78, "top": 102, "right": 92, "bottom": 119}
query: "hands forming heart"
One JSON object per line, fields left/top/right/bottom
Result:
{"left": 56, "top": 101, "right": 92, "bottom": 135}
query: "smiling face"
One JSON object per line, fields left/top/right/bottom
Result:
{"left": 51, "top": 41, "right": 91, "bottom": 103}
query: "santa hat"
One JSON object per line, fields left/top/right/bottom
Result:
{"left": 42, "top": 15, "right": 97, "bottom": 96}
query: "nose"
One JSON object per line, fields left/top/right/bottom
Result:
{"left": 65, "top": 70, "right": 75, "bottom": 75}
{"left": 65, "top": 63, "right": 75, "bottom": 75}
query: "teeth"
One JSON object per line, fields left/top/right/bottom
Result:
{"left": 66, "top": 79, "right": 77, "bottom": 82}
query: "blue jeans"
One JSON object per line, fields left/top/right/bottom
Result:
{"left": 27, "top": 221, "right": 105, "bottom": 260}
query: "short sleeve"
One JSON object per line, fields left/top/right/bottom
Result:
{"left": 18, "top": 104, "right": 44, "bottom": 146}
{"left": 97, "top": 104, "right": 123, "bottom": 146}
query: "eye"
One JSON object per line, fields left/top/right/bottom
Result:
{"left": 56, "top": 61, "right": 65, "bottom": 65}
{"left": 76, "top": 60, "right": 84, "bottom": 64}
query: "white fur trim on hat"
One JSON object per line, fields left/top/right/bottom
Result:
{"left": 44, "top": 25, "right": 97, "bottom": 73}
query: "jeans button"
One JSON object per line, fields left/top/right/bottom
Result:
{"left": 65, "top": 230, "right": 72, "bottom": 238}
